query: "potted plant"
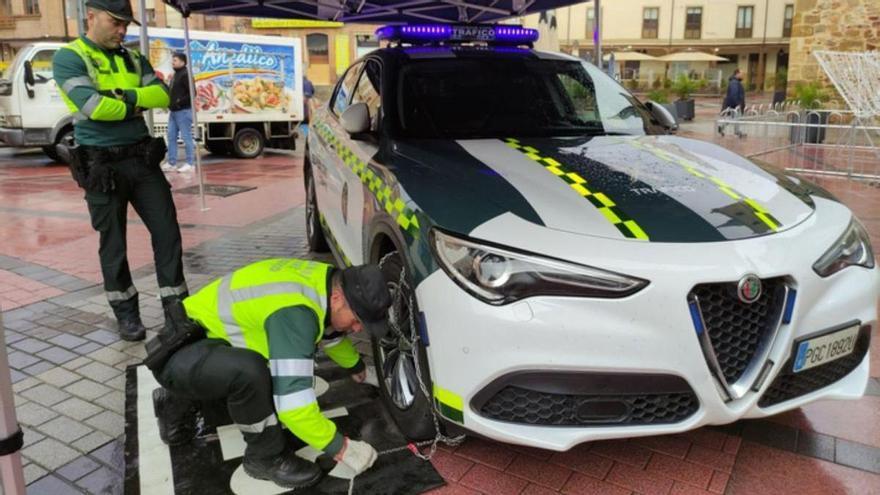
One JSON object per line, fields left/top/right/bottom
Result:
{"left": 647, "top": 89, "right": 678, "bottom": 121}
{"left": 793, "top": 81, "right": 830, "bottom": 143}
{"left": 671, "top": 74, "right": 700, "bottom": 121}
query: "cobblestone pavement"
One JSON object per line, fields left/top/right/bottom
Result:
{"left": 0, "top": 118, "right": 879, "bottom": 495}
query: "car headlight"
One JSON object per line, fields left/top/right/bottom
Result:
{"left": 5, "top": 115, "right": 21, "bottom": 128}
{"left": 813, "top": 219, "right": 875, "bottom": 277}
{"left": 431, "top": 229, "right": 649, "bottom": 305}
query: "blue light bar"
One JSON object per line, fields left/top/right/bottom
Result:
{"left": 376, "top": 24, "right": 539, "bottom": 45}
{"left": 688, "top": 301, "right": 704, "bottom": 336}
{"left": 782, "top": 288, "right": 797, "bottom": 324}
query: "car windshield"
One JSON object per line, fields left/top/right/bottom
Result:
{"left": 396, "top": 56, "right": 663, "bottom": 139}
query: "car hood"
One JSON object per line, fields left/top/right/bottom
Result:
{"left": 392, "top": 135, "right": 818, "bottom": 243}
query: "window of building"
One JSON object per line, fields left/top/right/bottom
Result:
{"left": 783, "top": 4, "right": 793, "bottom": 37}
{"left": 145, "top": 8, "right": 156, "bottom": 25}
{"left": 24, "top": 0, "right": 39, "bottom": 15}
{"left": 306, "top": 33, "right": 329, "bottom": 65}
{"left": 685, "top": 7, "right": 702, "bottom": 39}
{"left": 736, "top": 6, "right": 754, "bottom": 38}
{"left": 1, "top": 0, "right": 13, "bottom": 16}
{"left": 642, "top": 7, "right": 659, "bottom": 39}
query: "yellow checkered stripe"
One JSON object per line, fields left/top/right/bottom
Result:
{"left": 505, "top": 138, "right": 649, "bottom": 241}
{"left": 629, "top": 140, "right": 781, "bottom": 231}
{"left": 315, "top": 124, "right": 421, "bottom": 238}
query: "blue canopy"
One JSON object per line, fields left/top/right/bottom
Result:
{"left": 164, "top": 0, "right": 578, "bottom": 24}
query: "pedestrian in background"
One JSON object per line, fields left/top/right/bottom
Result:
{"left": 162, "top": 52, "right": 195, "bottom": 173}
{"left": 719, "top": 68, "right": 746, "bottom": 138}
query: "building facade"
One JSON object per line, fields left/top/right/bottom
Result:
{"left": 521, "top": 0, "right": 796, "bottom": 91}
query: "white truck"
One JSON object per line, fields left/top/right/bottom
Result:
{"left": 0, "top": 27, "right": 304, "bottom": 161}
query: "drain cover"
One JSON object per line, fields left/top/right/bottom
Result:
{"left": 176, "top": 184, "right": 256, "bottom": 197}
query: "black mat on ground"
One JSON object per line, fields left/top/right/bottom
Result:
{"left": 175, "top": 184, "right": 257, "bottom": 197}
{"left": 124, "top": 357, "right": 445, "bottom": 495}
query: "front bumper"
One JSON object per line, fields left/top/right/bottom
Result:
{"left": 0, "top": 127, "right": 25, "bottom": 146}
{"left": 415, "top": 209, "right": 878, "bottom": 451}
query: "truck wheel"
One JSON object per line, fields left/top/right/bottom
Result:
{"left": 43, "top": 128, "right": 74, "bottom": 163}
{"left": 305, "top": 164, "right": 329, "bottom": 253}
{"left": 232, "top": 128, "right": 264, "bottom": 159}
{"left": 371, "top": 251, "right": 437, "bottom": 441}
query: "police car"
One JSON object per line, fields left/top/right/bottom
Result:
{"left": 304, "top": 24, "right": 878, "bottom": 451}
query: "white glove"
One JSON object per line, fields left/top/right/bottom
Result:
{"left": 335, "top": 438, "right": 378, "bottom": 476}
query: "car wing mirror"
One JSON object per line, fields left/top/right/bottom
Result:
{"left": 23, "top": 61, "right": 35, "bottom": 98}
{"left": 341, "top": 102, "right": 371, "bottom": 138}
{"left": 646, "top": 100, "right": 678, "bottom": 132}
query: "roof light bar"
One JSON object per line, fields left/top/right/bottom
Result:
{"left": 376, "top": 24, "right": 539, "bottom": 45}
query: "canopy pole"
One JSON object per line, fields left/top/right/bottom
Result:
{"left": 137, "top": 0, "right": 153, "bottom": 132}
{"left": 593, "top": 0, "right": 602, "bottom": 71}
{"left": 0, "top": 309, "right": 25, "bottom": 495}
{"left": 183, "top": 15, "right": 208, "bottom": 212}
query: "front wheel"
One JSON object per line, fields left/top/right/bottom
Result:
{"left": 371, "top": 251, "right": 436, "bottom": 440}
{"left": 304, "top": 164, "right": 329, "bottom": 253}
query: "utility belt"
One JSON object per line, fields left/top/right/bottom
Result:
{"left": 58, "top": 136, "right": 168, "bottom": 193}
{"left": 144, "top": 300, "right": 205, "bottom": 373}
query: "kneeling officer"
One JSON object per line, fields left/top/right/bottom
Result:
{"left": 146, "top": 258, "right": 392, "bottom": 489}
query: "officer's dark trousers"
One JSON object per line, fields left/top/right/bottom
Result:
{"left": 84, "top": 156, "right": 186, "bottom": 321}
{"left": 156, "top": 338, "right": 286, "bottom": 459}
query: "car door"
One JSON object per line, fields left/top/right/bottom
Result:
{"left": 22, "top": 48, "right": 66, "bottom": 143}
{"left": 334, "top": 59, "right": 383, "bottom": 265}
{"left": 312, "top": 61, "right": 363, "bottom": 261}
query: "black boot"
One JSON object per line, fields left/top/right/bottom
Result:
{"left": 242, "top": 453, "right": 323, "bottom": 489}
{"left": 118, "top": 317, "right": 146, "bottom": 341}
{"left": 152, "top": 388, "right": 197, "bottom": 446}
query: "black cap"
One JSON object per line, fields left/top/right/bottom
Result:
{"left": 341, "top": 265, "right": 392, "bottom": 339}
{"left": 86, "top": 0, "right": 140, "bottom": 25}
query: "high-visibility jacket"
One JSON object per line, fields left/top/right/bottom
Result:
{"left": 183, "top": 258, "right": 362, "bottom": 456}
{"left": 52, "top": 36, "right": 169, "bottom": 145}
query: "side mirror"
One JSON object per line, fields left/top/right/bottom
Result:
{"left": 341, "top": 102, "right": 371, "bottom": 137}
{"left": 23, "top": 61, "right": 35, "bottom": 98}
{"left": 646, "top": 101, "right": 678, "bottom": 131}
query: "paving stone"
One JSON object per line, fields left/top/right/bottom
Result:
{"left": 23, "top": 463, "right": 48, "bottom": 484}
{"left": 22, "top": 360, "right": 57, "bottom": 376}
{"left": 91, "top": 438, "right": 124, "bottom": 471}
{"left": 105, "top": 375, "right": 126, "bottom": 391}
{"left": 114, "top": 357, "right": 142, "bottom": 370}
{"left": 72, "top": 431, "right": 113, "bottom": 454}
{"left": 88, "top": 347, "right": 130, "bottom": 366}
{"left": 76, "top": 465, "right": 123, "bottom": 494}
{"left": 74, "top": 341, "right": 102, "bottom": 355}
{"left": 11, "top": 338, "right": 52, "bottom": 354}
{"left": 8, "top": 351, "right": 41, "bottom": 370}
{"left": 61, "top": 322, "right": 98, "bottom": 336}
{"left": 62, "top": 356, "right": 93, "bottom": 371}
{"left": 23, "top": 437, "right": 82, "bottom": 470}
{"left": 77, "top": 361, "right": 122, "bottom": 383}
{"left": 49, "top": 334, "right": 89, "bottom": 350}
{"left": 95, "top": 391, "right": 125, "bottom": 411}
{"left": 121, "top": 344, "right": 147, "bottom": 359}
{"left": 85, "top": 411, "right": 125, "bottom": 436}
{"left": 835, "top": 439, "right": 880, "bottom": 474}
{"left": 35, "top": 366, "right": 81, "bottom": 388}
{"left": 37, "top": 415, "right": 94, "bottom": 443}
{"left": 23, "top": 426, "right": 46, "bottom": 445}
{"left": 36, "top": 346, "right": 79, "bottom": 365}
{"left": 65, "top": 379, "right": 113, "bottom": 401}
{"left": 796, "top": 431, "right": 836, "bottom": 462}
{"left": 58, "top": 455, "right": 102, "bottom": 482}
{"left": 84, "top": 330, "right": 120, "bottom": 345}
{"left": 10, "top": 368, "right": 27, "bottom": 383}
{"left": 13, "top": 376, "right": 41, "bottom": 392}
{"left": 27, "top": 473, "right": 83, "bottom": 495}
{"left": 29, "top": 327, "right": 62, "bottom": 340}
{"left": 4, "top": 329, "right": 28, "bottom": 343}
{"left": 55, "top": 396, "right": 104, "bottom": 421}
{"left": 20, "top": 383, "right": 71, "bottom": 407}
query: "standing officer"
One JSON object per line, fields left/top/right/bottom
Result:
{"left": 146, "top": 258, "right": 389, "bottom": 489}
{"left": 52, "top": 0, "right": 188, "bottom": 341}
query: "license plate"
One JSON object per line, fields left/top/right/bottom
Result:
{"left": 793, "top": 325, "right": 860, "bottom": 373}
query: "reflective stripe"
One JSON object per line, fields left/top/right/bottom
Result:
{"left": 141, "top": 74, "right": 159, "bottom": 86}
{"left": 107, "top": 286, "right": 137, "bottom": 302}
{"left": 237, "top": 413, "right": 278, "bottom": 434}
{"left": 269, "top": 358, "right": 314, "bottom": 377}
{"left": 322, "top": 337, "right": 344, "bottom": 348}
{"left": 217, "top": 275, "right": 246, "bottom": 348}
{"left": 72, "top": 112, "right": 87, "bottom": 123}
{"left": 62, "top": 76, "right": 94, "bottom": 94}
{"left": 274, "top": 389, "right": 316, "bottom": 412}
{"left": 159, "top": 283, "right": 189, "bottom": 298}
{"left": 230, "top": 282, "right": 324, "bottom": 307}
{"left": 80, "top": 93, "right": 102, "bottom": 117}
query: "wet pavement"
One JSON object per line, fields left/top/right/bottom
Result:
{"left": 1, "top": 113, "right": 879, "bottom": 494}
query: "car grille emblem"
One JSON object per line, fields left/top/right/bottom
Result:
{"left": 737, "top": 274, "right": 762, "bottom": 304}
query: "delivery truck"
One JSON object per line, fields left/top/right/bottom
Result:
{"left": 0, "top": 27, "right": 304, "bottom": 161}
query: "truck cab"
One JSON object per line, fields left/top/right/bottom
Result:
{"left": 0, "top": 42, "right": 74, "bottom": 161}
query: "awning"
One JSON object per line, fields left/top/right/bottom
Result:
{"left": 657, "top": 51, "right": 729, "bottom": 62}
{"left": 164, "top": 0, "right": 589, "bottom": 24}
{"left": 602, "top": 51, "right": 659, "bottom": 62}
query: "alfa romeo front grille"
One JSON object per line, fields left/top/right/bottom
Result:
{"left": 690, "top": 278, "right": 787, "bottom": 392}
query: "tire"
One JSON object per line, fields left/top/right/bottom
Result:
{"left": 43, "top": 128, "right": 74, "bottom": 163}
{"left": 371, "top": 251, "right": 437, "bottom": 441}
{"left": 304, "top": 164, "right": 329, "bottom": 253}
{"left": 232, "top": 128, "right": 264, "bottom": 159}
